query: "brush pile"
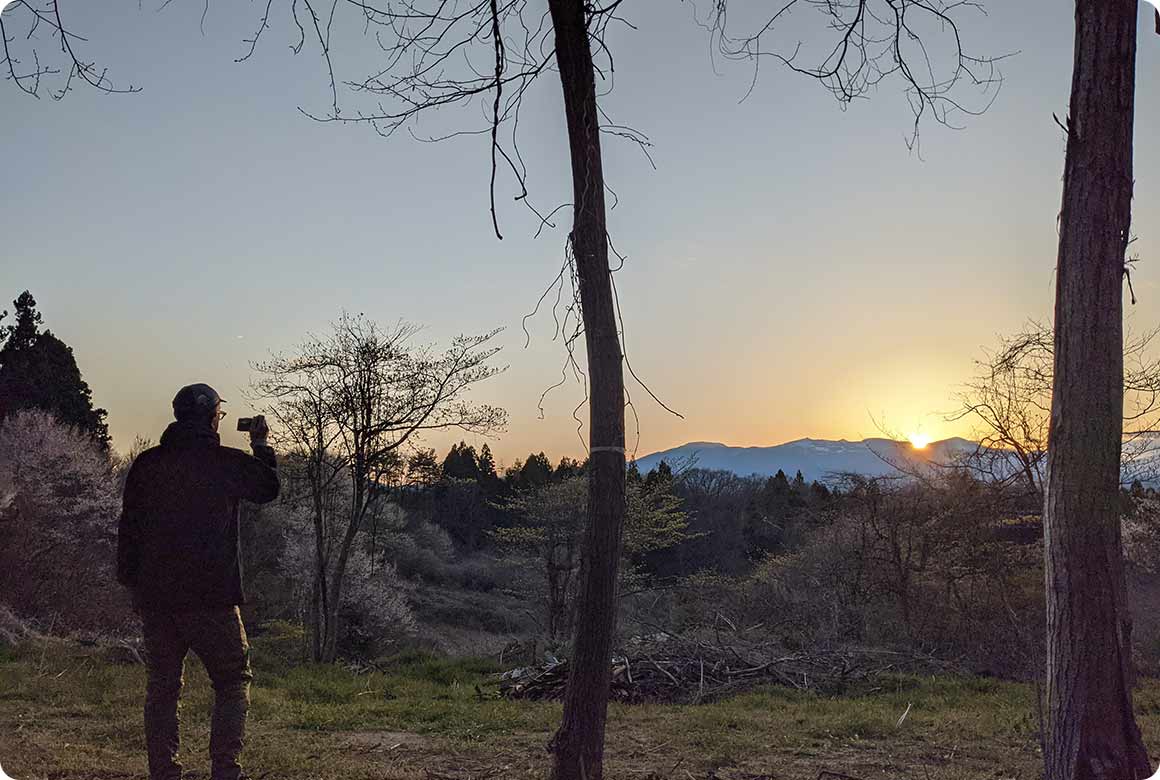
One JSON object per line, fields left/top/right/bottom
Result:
{"left": 498, "top": 638, "right": 957, "bottom": 704}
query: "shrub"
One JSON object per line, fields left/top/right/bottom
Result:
{"left": 0, "top": 409, "right": 132, "bottom": 633}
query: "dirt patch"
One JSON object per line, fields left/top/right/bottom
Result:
{"left": 336, "top": 730, "right": 550, "bottom": 779}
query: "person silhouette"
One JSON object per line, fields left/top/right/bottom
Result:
{"left": 117, "top": 384, "right": 279, "bottom": 780}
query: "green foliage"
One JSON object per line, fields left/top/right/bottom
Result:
{"left": 625, "top": 478, "right": 691, "bottom": 560}
{"left": 0, "top": 291, "right": 110, "bottom": 449}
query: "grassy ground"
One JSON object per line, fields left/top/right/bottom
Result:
{"left": 0, "top": 630, "right": 1099, "bottom": 780}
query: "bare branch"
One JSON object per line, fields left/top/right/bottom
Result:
{"left": 705, "top": 0, "right": 1009, "bottom": 148}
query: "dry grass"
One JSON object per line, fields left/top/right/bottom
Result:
{"left": 0, "top": 631, "right": 1115, "bottom": 780}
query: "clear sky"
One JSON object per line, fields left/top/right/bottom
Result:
{"left": 3, "top": 0, "right": 1159, "bottom": 466}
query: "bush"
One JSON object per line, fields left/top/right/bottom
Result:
{"left": 0, "top": 410, "right": 133, "bottom": 633}
{"left": 376, "top": 516, "right": 478, "bottom": 587}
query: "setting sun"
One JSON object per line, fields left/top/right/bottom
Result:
{"left": 908, "top": 432, "right": 931, "bottom": 449}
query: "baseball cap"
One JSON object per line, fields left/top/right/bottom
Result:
{"left": 172, "top": 383, "right": 225, "bottom": 420}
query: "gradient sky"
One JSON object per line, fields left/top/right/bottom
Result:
{"left": 3, "top": 0, "right": 1160, "bottom": 466}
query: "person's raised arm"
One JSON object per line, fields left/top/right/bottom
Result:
{"left": 226, "top": 415, "right": 280, "bottom": 504}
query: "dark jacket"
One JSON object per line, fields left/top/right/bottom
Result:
{"left": 116, "top": 421, "right": 280, "bottom": 610}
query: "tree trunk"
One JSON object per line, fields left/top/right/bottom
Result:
{"left": 312, "top": 493, "right": 328, "bottom": 663}
{"left": 321, "top": 513, "right": 360, "bottom": 662}
{"left": 547, "top": 0, "right": 626, "bottom": 775}
{"left": 1044, "top": 2, "right": 1148, "bottom": 778}
{"left": 319, "top": 477, "right": 376, "bottom": 662}
{"left": 311, "top": 577, "right": 324, "bottom": 661}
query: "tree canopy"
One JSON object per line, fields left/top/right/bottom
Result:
{"left": 0, "top": 291, "right": 110, "bottom": 450}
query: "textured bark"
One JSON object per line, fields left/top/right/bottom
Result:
{"left": 546, "top": 0, "right": 626, "bottom": 776}
{"left": 1044, "top": 2, "right": 1148, "bottom": 778}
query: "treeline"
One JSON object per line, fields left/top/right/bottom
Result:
{"left": 6, "top": 290, "right": 1160, "bottom": 684}
{"left": 388, "top": 442, "right": 837, "bottom": 570}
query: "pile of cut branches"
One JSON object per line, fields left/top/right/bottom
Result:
{"left": 498, "top": 638, "right": 958, "bottom": 704}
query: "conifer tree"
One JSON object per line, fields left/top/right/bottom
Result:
{"left": 0, "top": 291, "right": 110, "bottom": 450}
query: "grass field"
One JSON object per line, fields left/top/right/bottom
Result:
{"left": 0, "top": 628, "right": 1135, "bottom": 780}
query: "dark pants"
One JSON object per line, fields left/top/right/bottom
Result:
{"left": 140, "top": 606, "right": 253, "bottom": 780}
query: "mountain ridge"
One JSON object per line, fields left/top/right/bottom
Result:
{"left": 634, "top": 437, "right": 979, "bottom": 483}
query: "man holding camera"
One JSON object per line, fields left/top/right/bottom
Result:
{"left": 117, "top": 383, "right": 280, "bottom": 780}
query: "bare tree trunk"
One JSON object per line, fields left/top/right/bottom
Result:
{"left": 547, "top": 0, "right": 626, "bottom": 776}
{"left": 311, "top": 578, "right": 323, "bottom": 660}
{"left": 1044, "top": 2, "right": 1148, "bottom": 778}
{"left": 312, "top": 495, "right": 327, "bottom": 663}
{"left": 322, "top": 493, "right": 370, "bottom": 662}
{"left": 307, "top": 459, "right": 333, "bottom": 663}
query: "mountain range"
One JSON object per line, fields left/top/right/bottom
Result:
{"left": 634, "top": 437, "right": 980, "bottom": 483}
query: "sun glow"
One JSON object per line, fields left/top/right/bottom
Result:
{"left": 908, "top": 432, "right": 931, "bottom": 449}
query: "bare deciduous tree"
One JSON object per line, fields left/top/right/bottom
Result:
{"left": 0, "top": 1, "right": 140, "bottom": 98}
{"left": 252, "top": 314, "right": 506, "bottom": 661}
{"left": 1044, "top": 1, "right": 1149, "bottom": 777}
{"left": 953, "top": 322, "right": 1160, "bottom": 494}
{"left": 708, "top": 0, "right": 1005, "bottom": 149}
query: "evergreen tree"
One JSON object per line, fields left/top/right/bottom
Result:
{"left": 789, "top": 470, "right": 808, "bottom": 509}
{"left": 442, "top": 441, "right": 481, "bottom": 481}
{"left": 476, "top": 442, "right": 503, "bottom": 497}
{"left": 477, "top": 443, "right": 497, "bottom": 481}
{"left": 406, "top": 448, "right": 443, "bottom": 486}
{"left": 626, "top": 461, "right": 642, "bottom": 485}
{"left": 1, "top": 290, "right": 40, "bottom": 351}
{"left": 810, "top": 480, "right": 831, "bottom": 501}
{"left": 555, "top": 456, "right": 584, "bottom": 480}
{"left": 519, "top": 452, "right": 553, "bottom": 488}
{"left": 0, "top": 291, "right": 110, "bottom": 450}
{"left": 743, "top": 473, "right": 789, "bottom": 556}
{"left": 771, "top": 469, "right": 790, "bottom": 492}
{"left": 644, "top": 460, "right": 674, "bottom": 492}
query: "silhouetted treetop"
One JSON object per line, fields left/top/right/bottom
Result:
{"left": 0, "top": 291, "right": 110, "bottom": 450}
